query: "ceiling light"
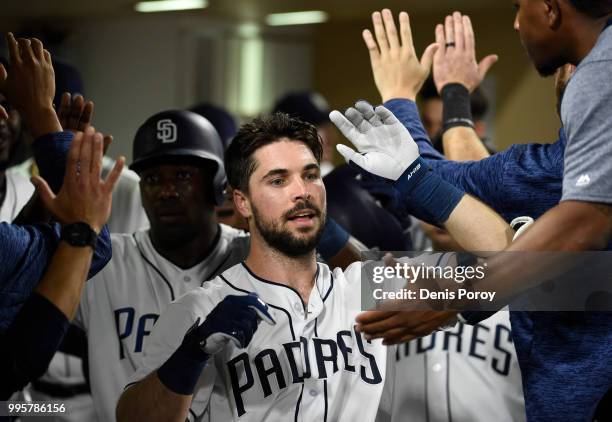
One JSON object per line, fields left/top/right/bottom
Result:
{"left": 265, "top": 11, "right": 328, "bottom": 26}
{"left": 134, "top": 0, "right": 208, "bottom": 13}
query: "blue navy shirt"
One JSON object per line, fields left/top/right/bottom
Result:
{"left": 0, "top": 132, "right": 112, "bottom": 332}
{"left": 386, "top": 99, "right": 610, "bottom": 421}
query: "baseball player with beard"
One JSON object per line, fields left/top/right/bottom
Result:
{"left": 73, "top": 109, "right": 365, "bottom": 422}
{"left": 116, "top": 108, "right": 513, "bottom": 421}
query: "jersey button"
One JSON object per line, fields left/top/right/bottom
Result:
{"left": 432, "top": 363, "right": 443, "bottom": 372}
{"left": 184, "top": 276, "right": 191, "bottom": 282}
{"left": 293, "top": 302, "right": 303, "bottom": 313}
{"left": 309, "top": 389, "right": 318, "bottom": 397}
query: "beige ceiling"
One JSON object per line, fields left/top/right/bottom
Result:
{"left": 4, "top": 0, "right": 506, "bottom": 22}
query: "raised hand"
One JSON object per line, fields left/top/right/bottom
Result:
{"left": 330, "top": 101, "right": 420, "bottom": 181}
{"left": 0, "top": 33, "right": 61, "bottom": 138}
{"left": 57, "top": 93, "right": 113, "bottom": 152}
{"left": 363, "top": 9, "right": 438, "bottom": 102}
{"left": 30, "top": 127, "right": 125, "bottom": 233}
{"left": 433, "top": 12, "right": 498, "bottom": 93}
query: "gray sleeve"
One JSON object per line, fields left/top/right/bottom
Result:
{"left": 561, "top": 60, "right": 612, "bottom": 204}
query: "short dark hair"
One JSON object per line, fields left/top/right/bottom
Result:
{"left": 569, "top": 0, "right": 612, "bottom": 17}
{"left": 225, "top": 113, "right": 323, "bottom": 192}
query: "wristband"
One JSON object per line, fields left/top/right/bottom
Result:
{"left": 317, "top": 217, "right": 350, "bottom": 260}
{"left": 441, "top": 84, "right": 474, "bottom": 133}
{"left": 157, "top": 345, "right": 208, "bottom": 395}
{"left": 394, "top": 157, "right": 465, "bottom": 225}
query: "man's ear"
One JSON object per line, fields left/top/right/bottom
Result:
{"left": 547, "top": 0, "right": 562, "bottom": 30}
{"left": 233, "top": 188, "right": 252, "bottom": 219}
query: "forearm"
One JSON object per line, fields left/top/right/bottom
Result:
{"left": 116, "top": 373, "right": 192, "bottom": 422}
{"left": 442, "top": 126, "right": 490, "bottom": 161}
{"left": 460, "top": 201, "right": 612, "bottom": 309}
{"left": 22, "top": 106, "right": 62, "bottom": 140}
{"left": 0, "top": 293, "right": 69, "bottom": 399}
{"left": 444, "top": 194, "right": 514, "bottom": 252}
{"left": 326, "top": 237, "right": 367, "bottom": 270}
{"left": 34, "top": 241, "right": 93, "bottom": 320}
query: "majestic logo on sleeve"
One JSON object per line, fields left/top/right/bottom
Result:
{"left": 226, "top": 325, "right": 382, "bottom": 416}
{"left": 576, "top": 174, "right": 591, "bottom": 187}
{"left": 156, "top": 119, "right": 177, "bottom": 144}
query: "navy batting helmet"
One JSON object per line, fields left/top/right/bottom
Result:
{"left": 130, "top": 110, "right": 227, "bottom": 205}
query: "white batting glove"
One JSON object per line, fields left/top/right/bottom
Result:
{"left": 330, "top": 101, "right": 420, "bottom": 181}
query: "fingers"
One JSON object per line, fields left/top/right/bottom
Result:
{"left": 17, "top": 38, "right": 34, "bottom": 64}
{"left": 382, "top": 331, "right": 418, "bottom": 345}
{"left": 58, "top": 92, "right": 71, "bottom": 127}
{"left": 381, "top": 9, "right": 400, "bottom": 51}
{"left": 6, "top": 33, "right": 21, "bottom": 65}
{"left": 374, "top": 105, "right": 399, "bottom": 126}
{"left": 336, "top": 144, "right": 357, "bottom": 164}
{"left": 0, "top": 105, "right": 7, "bottom": 121}
{"left": 398, "top": 12, "right": 414, "bottom": 51}
{"left": 478, "top": 54, "right": 499, "bottom": 79}
{"left": 356, "top": 310, "right": 398, "bottom": 325}
{"left": 362, "top": 30, "right": 380, "bottom": 67}
{"left": 43, "top": 49, "right": 51, "bottom": 64}
{"left": 420, "top": 43, "right": 439, "bottom": 75}
{"left": 463, "top": 15, "right": 475, "bottom": 56}
{"left": 444, "top": 15, "right": 454, "bottom": 48}
{"left": 29, "top": 38, "right": 45, "bottom": 62}
{"left": 30, "top": 175, "right": 56, "bottom": 210}
{"left": 103, "top": 135, "right": 113, "bottom": 155}
{"left": 452, "top": 12, "right": 464, "bottom": 51}
{"left": 80, "top": 101, "right": 94, "bottom": 131}
{"left": 65, "top": 131, "right": 83, "bottom": 190}
{"left": 337, "top": 145, "right": 370, "bottom": 172}
{"left": 329, "top": 110, "right": 359, "bottom": 141}
{"left": 435, "top": 24, "right": 446, "bottom": 56}
{"left": 90, "top": 132, "right": 103, "bottom": 182}
{"left": 103, "top": 156, "right": 125, "bottom": 193}
{"left": 372, "top": 11, "right": 389, "bottom": 54}
{"left": 345, "top": 107, "right": 367, "bottom": 132}
{"left": 355, "top": 101, "right": 382, "bottom": 127}
{"left": 68, "top": 95, "right": 85, "bottom": 130}
{"left": 78, "top": 128, "right": 95, "bottom": 187}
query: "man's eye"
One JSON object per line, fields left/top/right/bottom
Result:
{"left": 270, "top": 178, "right": 284, "bottom": 186}
{"left": 177, "top": 171, "right": 192, "bottom": 180}
{"left": 305, "top": 173, "right": 319, "bottom": 181}
{"left": 143, "top": 175, "right": 158, "bottom": 184}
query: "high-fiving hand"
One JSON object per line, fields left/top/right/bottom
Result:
{"left": 0, "top": 33, "right": 60, "bottom": 138}
{"left": 433, "top": 12, "right": 498, "bottom": 93}
{"left": 330, "top": 101, "right": 420, "bottom": 181}
{"left": 363, "top": 9, "right": 438, "bottom": 102}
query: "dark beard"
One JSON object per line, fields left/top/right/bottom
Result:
{"left": 252, "top": 200, "right": 325, "bottom": 257}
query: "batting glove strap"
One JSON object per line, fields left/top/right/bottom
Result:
{"left": 157, "top": 345, "right": 208, "bottom": 396}
{"left": 395, "top": 157, "right": 465, "bottom": 226}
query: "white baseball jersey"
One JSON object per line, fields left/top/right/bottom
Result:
{"left": 377, "top": 310, "right": 525, "bottom": 422}
{"left": 74, "top": 224, "right": 250, "bottom": 421}
{"left": 0, "top": 170, "right": 34, "bottom": 222}
{"left": 128, "top": 260, "right": 395, "bottom": 422}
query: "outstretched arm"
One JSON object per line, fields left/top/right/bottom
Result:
{"left": 331, "top": 102, "right": 513, "bottom": 253}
